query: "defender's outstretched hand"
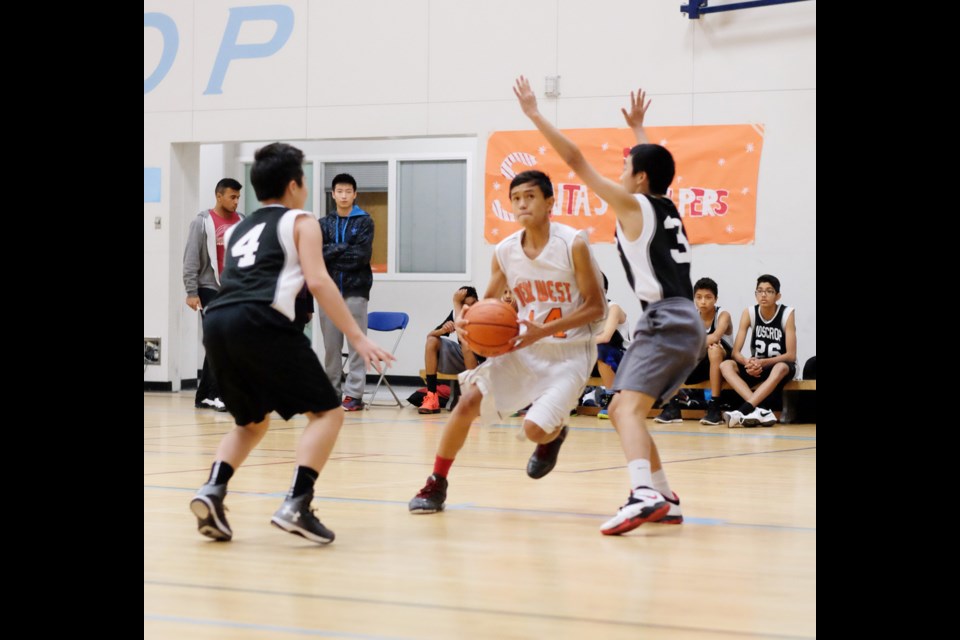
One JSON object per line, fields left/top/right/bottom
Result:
{"left": 353, "top": 336, "right": 396, "bottom": 375}
{"left": 513, "top": 76, "right": 540, "bottom": 118}
{"left": 621, "top": 88, "right": 651, "bottom": 130}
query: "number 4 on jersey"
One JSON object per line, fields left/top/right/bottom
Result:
{"left": 231, "top": 223, "right": 266, "bottom": 268}
{"left": 529, "top": 307, "right": 567, "bottom": 338}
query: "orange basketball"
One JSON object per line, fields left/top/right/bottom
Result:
{"left": 463, "top": 299, "right": 519, "bottom": 357}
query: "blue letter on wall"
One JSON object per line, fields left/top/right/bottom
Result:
{"left": 204, "top": 5, "right": 294, "bottom": 95}
{"left": 144, "top": 13, "right": 179, "bottom": 94}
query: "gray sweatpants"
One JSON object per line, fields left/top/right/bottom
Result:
{"left": 317, "top": 296, "right": 369, "bottom": 398}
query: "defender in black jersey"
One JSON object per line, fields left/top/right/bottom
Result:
{"left": 189, "top": 143, "right": 394, "bottom": 545}
{"left": 515, "top": 78, "right": 703, "bottom": 534}
{"left": 720, "top": 274, "right": 797, "bottom": 427}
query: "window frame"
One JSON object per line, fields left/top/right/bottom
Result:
{"left": 239, "top": 150, "right": 472, "bottom": 282}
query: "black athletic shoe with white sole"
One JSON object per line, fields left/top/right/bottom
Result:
{"left": 190, "top": 483, "right": 232, "bottom": 541}
{"left": 271, "top": 492, "right": 335, "bottom": 544}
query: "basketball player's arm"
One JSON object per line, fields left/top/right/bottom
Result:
{"left": 596, "top": 303, "right": 626, "bottom": 344}
{"left": 295, "top": 215, "right": 395, "bottom": 371}
{"left": 761, "top": 312, "right": 797, "bottom": 368}
{"left": 731, "top": 310, "right": 753, "bottom": 366}
{"left": 455, "top": 254, "right": 509, "bottom": 343}
{"left": 513, "top": 76, "right": 645, "bottom": 240}
{"left": 182, "top": 218, "right": 203, "bottom": 310}
{"left": 482, "top": 254, "right": 509, "bottom": 302}
{"left": 621, "top": 88, "right": 651, "bottom": 144}
{"left": 450, "top": 288, "right": 481, "bottom": 363}
{"left": 339, "top": 216, "right": 374, "bottom": 269}
{"left": 516, "top": 239, "right": 605, "bottom": 348}
{"left": 429, "top": 312, "right": 456, "bottom": 338}
{"left": 706, "top": 310, "right": 733, "bottom": 346}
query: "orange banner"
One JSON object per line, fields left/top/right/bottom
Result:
{"left": 485, "top": 125, "right": 764, "bottom": 245}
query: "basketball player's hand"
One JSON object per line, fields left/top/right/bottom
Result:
{"left": 514, "top": 319, "right": 548, "bottom": 350}
{"left": 707, "top": 342, "right": 726, "bottom": 356}
{"left": 454, "top": 313, "right": 470, "bottom": 343}
{"left": 453, "top": 288, "right": 469, "bottom": 305}
{"left": 513, "top": 76, "right": 539, "bottom": 117}
{"left": 186, "top": 295, "right": 202, "bottom": 311}
{"left": 354, "top": 336, "right": 395, "bottom": 374}
{"left": 745, "top": 358, "right": 763, "bottom": 377}
{"left": 621, "top": 88, "right": 651, "bottom": 132}
{"left": 441, "top": 321, "right": 456, "bottom": 334}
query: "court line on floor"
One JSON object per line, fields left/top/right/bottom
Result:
{"left": 144, "top": 580, "right": 813, "bottom": 640}
{"left": 144, "top": 421, "right": 815, "bottom": 443}
{"left": 146, "top": 484, "right": 814, "bottom": 532}
{"left": 573, "top": 446, "right": 817, "bottom": 472}
{"left": 143, "top": 614, "right": 404, "bottom": 639}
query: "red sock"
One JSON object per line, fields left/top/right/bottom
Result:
{"left": 433, "top": 455, "right": 454, "bottom": 478}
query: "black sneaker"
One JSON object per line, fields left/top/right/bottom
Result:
{"left": 271, "top": 492, "right": 335, "bottom": 544}
{"left": 599, "top": 392, "right": 613, "bottom": 409}
{"left": 190, "top": 483, "right": 232, "bottom": 541}
{"left": 654, "top": 402, "right": 682, "bottom": 423}
{"left": 700, "top": 400, "right": 723, "bottom": 426}
{"left": 409, "top": 474, "right": 448, "bottom": 513}
{"left": 526, "top": 426, "right": 569, "bottom": 479}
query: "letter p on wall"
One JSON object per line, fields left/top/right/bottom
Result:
{"left": 204, "top": 5, "right": 294, "bottom": 95}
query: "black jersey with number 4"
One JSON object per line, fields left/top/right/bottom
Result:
{"left": 750, "top": 303, "right": 794, "bottom": 361}
{"left": 206, "top": 205, "right": 312, "bottom": 321}
{"left": 616, "top": 194, "right": 693, "bottom": 308}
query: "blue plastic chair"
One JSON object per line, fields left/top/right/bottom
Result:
{"left": 365, "top": 311, "right": 410, "bottom": 407}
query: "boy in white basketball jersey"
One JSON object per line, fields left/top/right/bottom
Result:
{"left": 409, "top": 170, "right": 606, "bottom": 513}
{"left": 515, "top": 77, "right": 704, "bottom": 534}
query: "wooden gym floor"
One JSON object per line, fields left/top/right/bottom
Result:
{"left": 144, "top": 391, "right": 816, "bottom": 639}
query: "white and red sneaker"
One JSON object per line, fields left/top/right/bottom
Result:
{"left": 660, "top": 491, "right": 683, "bottom": 524}
{"left": 600, "top": 487, "right": 670, "bottom": 535}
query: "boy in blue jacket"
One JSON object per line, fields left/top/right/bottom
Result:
{"left": 318, "top": 174, "right": 375, "bottom": 410}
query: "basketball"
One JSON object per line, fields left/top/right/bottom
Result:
{"left": 463, "top": 299, "right": 519, "bottom": 357}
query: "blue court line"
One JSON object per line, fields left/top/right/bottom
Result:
{"left": 144, "top": 580, "right": 814, "bottom": 640}
{"left": 573, "top": 446, "right": 817, "bottom": 473}
{"left": 144, "top": 614, "right": 407, "bottom": 639}
{"left": 144, "top": 414, "right": 815, "bottom": 441}
{"left": 570, "top": 424, "right": 816, "bottom": 441}
{"left": 142, "top": 417, "right": 439, "bottom": 441}
{"left": 146, "top": 485, "right": 814, "bottom": 532}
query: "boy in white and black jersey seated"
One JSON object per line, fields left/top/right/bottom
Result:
{"left": 720, "top": 274, "right": 797, "bottom": 427}
{"left": 655, "top": 277, "right": 732, "bottom": 426}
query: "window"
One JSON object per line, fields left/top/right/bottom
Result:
{"left": 237, "top": 137, "right": 473, "bottom": 280}
{"left": 397, "top": 160, "right": 467, "bottom": 274}
{"left": 322, "top": 162, "right": 388, "bottom": 273}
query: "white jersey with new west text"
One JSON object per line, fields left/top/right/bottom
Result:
{"left": 496, "top": 223, "right": 603, "bottom": 344}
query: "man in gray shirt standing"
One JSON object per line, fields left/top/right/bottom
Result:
{"left": 182, "top": 178, "right": 243, "bottom": 411}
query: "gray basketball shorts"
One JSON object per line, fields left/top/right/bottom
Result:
{"left": 613, "top": 297, "right": 705, "bottom": 404}
{"left": 437, "top": 337, "right": 466, "bottom": 374}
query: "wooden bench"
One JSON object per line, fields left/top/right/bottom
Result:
{"left": 582, "top": 378, "right": 817, "bottom": 423}
{"left": 415, "top": 371, "right": 817, "bottom": 423}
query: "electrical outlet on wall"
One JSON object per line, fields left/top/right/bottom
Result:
{"left": 144, "top": 338, "right": 161, "bottom": 365}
